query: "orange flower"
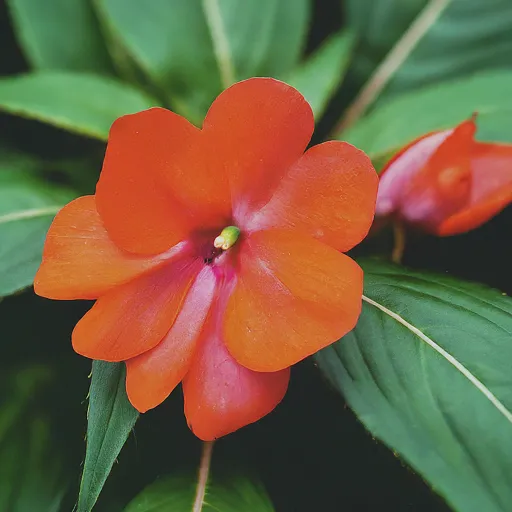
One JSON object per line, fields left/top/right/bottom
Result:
{"left": 35, "top": 78, "right": 378, "bottom": 440}
{"left": 376, "top": 117, "right": 512, "bottom": 236}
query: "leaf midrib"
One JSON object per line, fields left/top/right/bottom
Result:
{"left": 0, "top": 205, "right": 62, "bottom": 225}
{"left": 361, "top": 294, "right": 512, "bottom": 424}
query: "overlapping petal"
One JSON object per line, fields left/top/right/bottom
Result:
{"left": 249, "top": 142, "right": 378, "bottom": 252}
{"left": 125, "top": 267, "right": 216, "bottom": 412}
{"left": 224, "top": 229, "right": 363, "bottom": 372}
{"left": 34, "top": 196, "right": 166, "bottom": 300}
{"left": 72, "top": 252, "right": 201, "bottom": 361}
{"left": 377, "top": 120, "right": 476, "bottom": 229}
{"left": 375, "top": 118, "right": 512, "bottom": 236}
{"left": 376, "top": 130, "right": 453, "bottom": 218}
{"left": 183, "top": 292, "right": 290, "bottom": 441}
{"left": 203, "top": 78, "right": 314, "bottom": 219}
{"left": 438, "top": 142, "right": 512, "bottom": 235}
{"left": 96, "top": 107, "right": 231, "bottom": 255}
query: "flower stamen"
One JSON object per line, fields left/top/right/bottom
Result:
{"left": 213, "top": 226, "right": 241, "bottom": 251}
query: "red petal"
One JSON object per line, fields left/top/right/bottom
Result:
{"left": 376, "top": 130, "right": 452, "bottom": 217}
{"left": 248, "top": 141, "right": 378, "bottom": 252}
{"left": 72, "top": 252, "right": 201, "bottom": 361}
{"left": 34, "top": 196, "right": 166, "bottom": 300}
{"left": 183, "top": 290, "right": 290, "bottom": 441}
{"left": 125, "top": 267, "right": 216, "bottom": 412}
{"left": 377, "top": 119, "right": 477, "bottom": 232}
{"left": 96, "top": 108, "right": 231, "bottom": 255}
{"left": 437, "top": 142, "right": 512, "bottom": 235}
{"left": 203, "top": 78, "right": 314, "bottom": 219}
{"left": 224, "top": 229, "right": 363, "bottom": 372}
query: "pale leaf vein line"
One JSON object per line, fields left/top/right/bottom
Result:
{"left": 362, "top": 294, "right": 512, "bottom": 424}
{"left": 0, "top": 205, "right": 62, "bottom": 225}
{"left": 202, "top": 0, "right": 236, "bottom": 88}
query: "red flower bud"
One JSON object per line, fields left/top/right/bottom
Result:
{"left": 376, "top": 117, "right": 512, "bottom": 236}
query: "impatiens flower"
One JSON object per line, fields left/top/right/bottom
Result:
{"left": 34, "top": 78, "right": 378, "bottom": 440}
{"left": 376, "top": 117, "right": 512, "bottom": 236}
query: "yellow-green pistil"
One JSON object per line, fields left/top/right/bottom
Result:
{"left": 213, "top": 226, "right": 241, "bottom": 250}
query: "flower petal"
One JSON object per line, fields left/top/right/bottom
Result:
{"left": 437, "top": 142, "right": 512, "bottom": 235}
{"left": 34, "top": 196, "right": 166, "bottom": 300}
{"left": 72, "top": 252, "right": 201, "bottom": 361}
{"left": 376, "top": 130, "right": 452, "bottom": 217}
{"left": 183, "top": 292, "right": 290, "bottom": 441}
{"left": 125, "top": 267, "right": 216, "bottom": 412}
{"left": 203, "top": 78, "right": 314, "bottom": 219}
{"left": 248, "top": 141, "right": 378, "bottom": 252}
{"left": 377, "top": 119, "right": 477, "bottom": 232}
{"left": 224, "top": 229, "right": 363, "bottom": 372}
{"left": 96, "top": 107, "right": 230, "bottom": 255}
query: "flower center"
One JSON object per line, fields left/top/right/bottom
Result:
{"left": 213, "top": 225, "right": 241, "bottom": 251}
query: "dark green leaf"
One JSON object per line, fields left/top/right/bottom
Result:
{"left": 345, "top": 0, "right": 425, "bottom": 87}
{"left": 287, "top": 31, "right": 355, "bottom": 118}
{"left": 255, "top": 0, "right": 310, "bottom": 78}
{"left": 345, "top": 0, "right": 512, "bottom": 95}
{"left": 95, "top": 0, "right": 220, "bottom": 122}
{"left": 0, "top": 176, "right": 75, "bottom": 297}
{"left": 95, "top": 0, "right": 310, "bottom": 123}
{"left": 78, "top": 361, "right": 139, "bottom": 512}
{"left": 315, "top": 260, "right": 512, "bottom": 512}
{"left": 7, "top": 0, "right": 112, "bottom": 73}
{"left": 206, "top": 0, "right": 310, "bottom": 81}
{"left": 0, "top": 72, "right": 158, "bottom": 140}
{"left": 343, "top": 71, "right": 512, "bottom": 159}
{"left": 124, "top": 473, "right": 274, "bottom": 512}
{"left": 0, "top": 367, "right": 67, "bottom": 512}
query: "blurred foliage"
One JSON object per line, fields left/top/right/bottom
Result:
{"left": 0, "top": 0, "right": 512, "bottom": 511}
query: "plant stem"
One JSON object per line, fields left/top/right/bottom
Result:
{"left": 192, "top": 441, "right": 215, "bottom": 512}
{"left": 334, "top": 0, "right": 452, "bottom": 136}
{"left": 392, "top": 222, "right": 406, "bottom": 264}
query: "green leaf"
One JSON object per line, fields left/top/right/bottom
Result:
{"left": 345, "top": 0, "right": 512, "bottom": 95}
{"left": 204, "top": 0, "right": 310, "bottom": 81}
{"left": 78, "top": 361, "right": 139, "bottom": 512}
{"left": 7, "top": 0, "right": 112, "bottom": 73}
{"left": 0, "top": 176, "right": 75, "bottom": 297}
{"left": 0, "top": 72, "right": 158, "bottom": 140}
{"left": 315, "top": 260, "right": 512, "bottom": 512}
{"left": 95, "top": 0, "right": 310, "bottom": 123}
{"left": 255, "top": 0, "right": 310, "bottom": 79}
{"left": 343, "top": 71, "right": 512, "bottom": 160}
{"left": 0, "top": 366, "right": 67, "bottom": 512}
{"left": 287, "top": 31, "right": 355, "bottom": 119}
{"left": 345, "top": 0, "right": 425, "bottom": 86}
{"left": 124, "top": 473, "right": 274, "bottom": 512}
{"left": 95, "top": 0, "right": 220, "bottom": 122}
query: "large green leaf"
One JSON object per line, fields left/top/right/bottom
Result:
{"left": 254, "top": 0, "right": 309, "bottom": 79}
{"left": 0, "top": 175, "right": 75, "bottom": 297}
{"left": 343, "top": 71, "right": 512, "bottom": 160}
{"left": 78, "top": 361, "right": 139, "bottom": 512}
{"left": 315, "top": 260, "right": 512, "bottom": 512}
{"left": 7, "top": 0, "right": 112, "bottom": 73}
{"left": 345, "top": 0, "right": 424, "bottom": 85}
{"left": 287, "top": 31, "right": 355, "bottom": 119}
{"left": 345, "top": 0, "right": 512, "bottom": 95}
{"left": 95, "top": 0, "right": 310, "bottom": 123}
{"left": 0, "top": 367, "right": 67, "bottom": 512}
{"left": 0, "top": 72, "right": 158, "bottom": 140}
{"left": 124, "top": 473, "right": 274, "bottom": 512}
